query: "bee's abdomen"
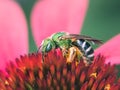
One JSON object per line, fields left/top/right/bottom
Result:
{"left": 72, "top": 39, "right": 94, "bottom": 60}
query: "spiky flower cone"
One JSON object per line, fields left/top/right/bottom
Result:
{"left": 0, "top": 49, "right": 120, "bottom": 90}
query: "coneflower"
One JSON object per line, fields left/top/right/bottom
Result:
{"left": 0, "top": 49, "right": 120, "bottom": 90}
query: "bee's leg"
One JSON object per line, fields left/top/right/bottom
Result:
{"left": 37, "top": 45, "right": 42, "bottom": 53}
{"left": 66, "top": 47, "right": 77, "bottom": 63}
{"left": 36, "top": 47, "right": 44, "bottom": 63}
{"left": 41, "top": 53, "right": 45, "bottom": 63}
{"left": 62, "top": 48, "right": 68, "bottom": 57}
{"left": 83, "top": 58, "right": 93, "bottom": 66}
{"left": 75, "top": 48, "right": 84, "bottom": 65}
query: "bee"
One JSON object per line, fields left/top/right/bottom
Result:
{"left": 38, "top": 32, "right": 102, "bottom": 65}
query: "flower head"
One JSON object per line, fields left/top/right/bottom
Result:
{"left": 0, "top": 49, "right": 120, "bottom": 90}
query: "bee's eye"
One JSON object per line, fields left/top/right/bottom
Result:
{"left": 45, "top": 43, "right": 52, "bottom": 52}
{"left": 58, "top": 36, "right": 62, "bottom": 40}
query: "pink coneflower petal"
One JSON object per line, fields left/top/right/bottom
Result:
{"left": 95, "top": 34, "right": 120, "bottom": 64}
{"left": 0, "top": 1, "right": 28, "bottom": 69}
{"left": 105, "top": 56, "right": 120, "bottom": 64}
{"left": 31, "top": 0, "right": 88, "bottom": 46}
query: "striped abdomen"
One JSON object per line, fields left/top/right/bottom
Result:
{"left": 72, "top": 39, "right": 94, "bottom": 62}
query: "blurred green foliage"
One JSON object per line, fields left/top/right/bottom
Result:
{"left": 16, "top": 0, "right": 37, "bottom": 52}
{"left": 82, "top": 0, "right": 120, "bottom": 42}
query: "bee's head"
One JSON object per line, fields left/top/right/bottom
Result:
{"left": 40, "top": 38, "right": 56, "bottom": 53}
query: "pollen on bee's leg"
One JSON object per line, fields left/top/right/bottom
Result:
{"left": 66, "top": 59, "right": 72, "bottom": 63}
{"left": 66, "top": 47, "right": 77, "bottom": 63}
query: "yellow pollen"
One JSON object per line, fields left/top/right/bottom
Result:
{"left": 5, "top": 80, "right": 9, "bottom": 85}
{"left": 90, "top": 72, "right": 97, "bottom": 78}
{"left": 104, "top": 84, "right": 110, "bottom": 90}
{"left": 75, "top": 61, "right": 79, "bottom": 66}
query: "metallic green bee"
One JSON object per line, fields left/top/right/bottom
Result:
{"left": 38, "top": 32, "right": 102, "bottom": 65}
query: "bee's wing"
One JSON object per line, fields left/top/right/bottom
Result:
{"left": 62, "top": 34, "right": 103, "bottom": 45}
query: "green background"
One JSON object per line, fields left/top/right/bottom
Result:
{"left": 16, "top": 0, "right": 120, "bottom": 77}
